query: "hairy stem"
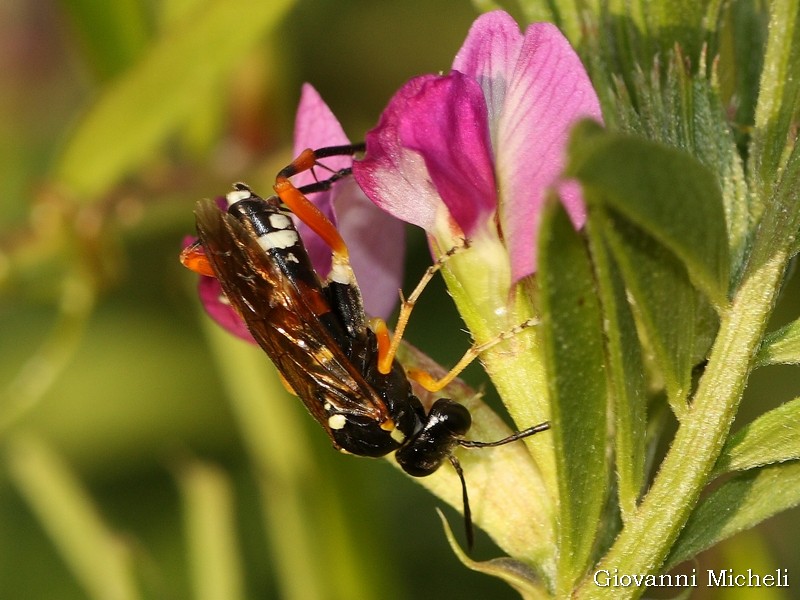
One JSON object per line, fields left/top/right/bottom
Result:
{"left": 575, "top": 245, "right": 788, "bottom": 599}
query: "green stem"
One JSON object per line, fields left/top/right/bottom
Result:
{"left": 0, "top": 271, "right": 95, "bottom": 434}
{"left": 575, "top": 245, "right": 788, "bottom": 599}
{"left": 437, "top": 234, "right": 557, "bottom": 501}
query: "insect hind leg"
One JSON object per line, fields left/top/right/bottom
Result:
{"left": 407, "top": 318, "right": 539, "bottom": 392}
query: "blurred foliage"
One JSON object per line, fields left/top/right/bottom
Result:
{"left": 0, "top": 1, "right": 510, "bottom": 598}
{"left": 0, "top": 0, "right": 798, "bottom": 599}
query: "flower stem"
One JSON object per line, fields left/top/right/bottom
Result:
{"left": 436, "top": 232, "right": 557, "bottom": 501}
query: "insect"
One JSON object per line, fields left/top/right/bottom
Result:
{"left": 180, "top": 144, "right": 550, "bottom": 548}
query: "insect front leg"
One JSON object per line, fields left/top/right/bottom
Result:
{"left": 273, "top": 143, "right": 366, "bottom": 264}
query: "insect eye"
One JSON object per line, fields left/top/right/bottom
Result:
{"left": 428, "top": 399, "right": 472, "bottom": 437}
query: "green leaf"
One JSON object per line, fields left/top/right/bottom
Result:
{"left": 602, "top": 212, "right": 699, "bottom": 413}
{"left": 567, "top": 122, "right": 731, "bottom": 309}
{"left": 58, "top": 0, "right": 151, "bottom": 80}
{"left": 179, "top": 461, "right": 245, "bottom": 600}
{"left": 586, "top": 216, "right": 647, "bottom": 521}
{"left": 574, "top": 184, "right": 791, "bottom": 600}
{"left": 55, "top": 0, "right": 295, "bottom": 201}
{"left": 755, "top": 317, "right": 800, "bottom": 366}
{"left": 749, "top": 135, "right": 800, "bottom": 264}
{"left": 516, "top": 2, "right": 557, "bottom": 26}
{"left": 683, "top": 75, "right": 751, "bottom": 278}
{"left": 716, "top": 0, "right": 769, "bottom": 144}
{"left": 606, "top": 49, "right": 753, "bottom": 275}
{"left": 665, "top": 461, "right": 800, "bottom": 570}
{"left": 786, "top": 146, "right": 800, "bottom": 259}
{"left": 438, "top": 511, "right": 549, "bottom": 600}
{"left": 538, "top": 200, "right": 608, "bottom": 593}
{"left": 7, "top": 434, "right": 142, "bottom": 600}
{"left": 713, "top": 397, "right": 800, "bottom": 477}
{"left": 643, "top": 0, "right": 717, "bottom": 67}
{"left": 778, "top": 134, "right": 800, "bottom": 246}
{"left": 751, "top": 0, "right": 800, "bottom": 203}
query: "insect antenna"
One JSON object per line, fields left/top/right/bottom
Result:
{"left": 276, "top": 143, "right": 365, "bottom": 185}
{"left": 448, "top": 454, "right": 475, "bottom": 550}
{"left": 293, "top": 167, "right": 354, "bottom": 196}
{"left": 451, "top": 421, "right": 550, "bottom": 551}
{"left": 308, "top": 142, "right": 366, "bottom": 160}
{"left": 458, "top": 421, "right": 551, "bottom": 449}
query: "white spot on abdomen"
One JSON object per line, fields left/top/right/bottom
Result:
{"left": 257, "top": 230, "right": 299, "bottom": 250}
{"left": 268, "top": 213, "right": 292, "bottom": 230}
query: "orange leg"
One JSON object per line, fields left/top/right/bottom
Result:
{"left": 407, "top": 318, "right": 539, "bottom": 392}
{"left": 274, "top": 177, "right": 349, "bottom": 262}
{"left": 180, "top": 240, "right": 216, "bottom": 277}
{"left": 377, "top": 241, "right": 470, "bottom": 374}
{"left": 273, "top": 144, "right": 366, "bottom": 263}
{"left": 369, "top": 317, "right": 392, "bottom": 366}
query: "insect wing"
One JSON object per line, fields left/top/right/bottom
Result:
{"left": 193, "top": 199, "right": 389, "bottom": 435}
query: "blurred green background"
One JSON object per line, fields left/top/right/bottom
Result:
{"left": 0, "top": 0, "right": 798, "bottom": 599}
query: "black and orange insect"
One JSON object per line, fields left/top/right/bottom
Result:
{"left": 180, "top": 144, "right": 549, "bottom": 547}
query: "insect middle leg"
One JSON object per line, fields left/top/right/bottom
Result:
{"left": 373, "top": 236, "right": 541, "bottom": 389}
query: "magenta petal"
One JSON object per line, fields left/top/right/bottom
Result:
{"left": 198, "top": 276, "right": 256, "bottom": 344}
{"left": 293, "top": 83, "right": 352, "bottom": 182}
{"left": 355, "top": 74, "right": 496, "bottom": 237}
{"left": 354, "top": 75, "right": 449, "bottom": 233}
{"left": 495, "top": 23, "right": 602, "bottom": 281}
{"left": 293, "top": 84, "right": 405, "bottom": 319}
{"left": 397, "top": 72, "right": 497, "bottom": 236}
{"left": 452, "top": 10, "right": 523, "bottom": 140}
{"left": 291, "top": 84, "right": 351, "bottom": 275}
{"left": 334, "top": 179, "right": 405, "bottom": 320}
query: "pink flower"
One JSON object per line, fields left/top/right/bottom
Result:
{"left": 286, "top": 84, "right": 405, "bottom": 319}
{"left": 190, "top": 84, "right": 404, "bottom": 342}
{"left": 353, "top": 11, "right": 602, "bottom": 281}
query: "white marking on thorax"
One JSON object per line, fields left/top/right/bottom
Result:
{"left": 226, "top": 189, "right": 251, "bottom": 206}
{"left": 257, "top": 229, "right": 300, "bottom": 250}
